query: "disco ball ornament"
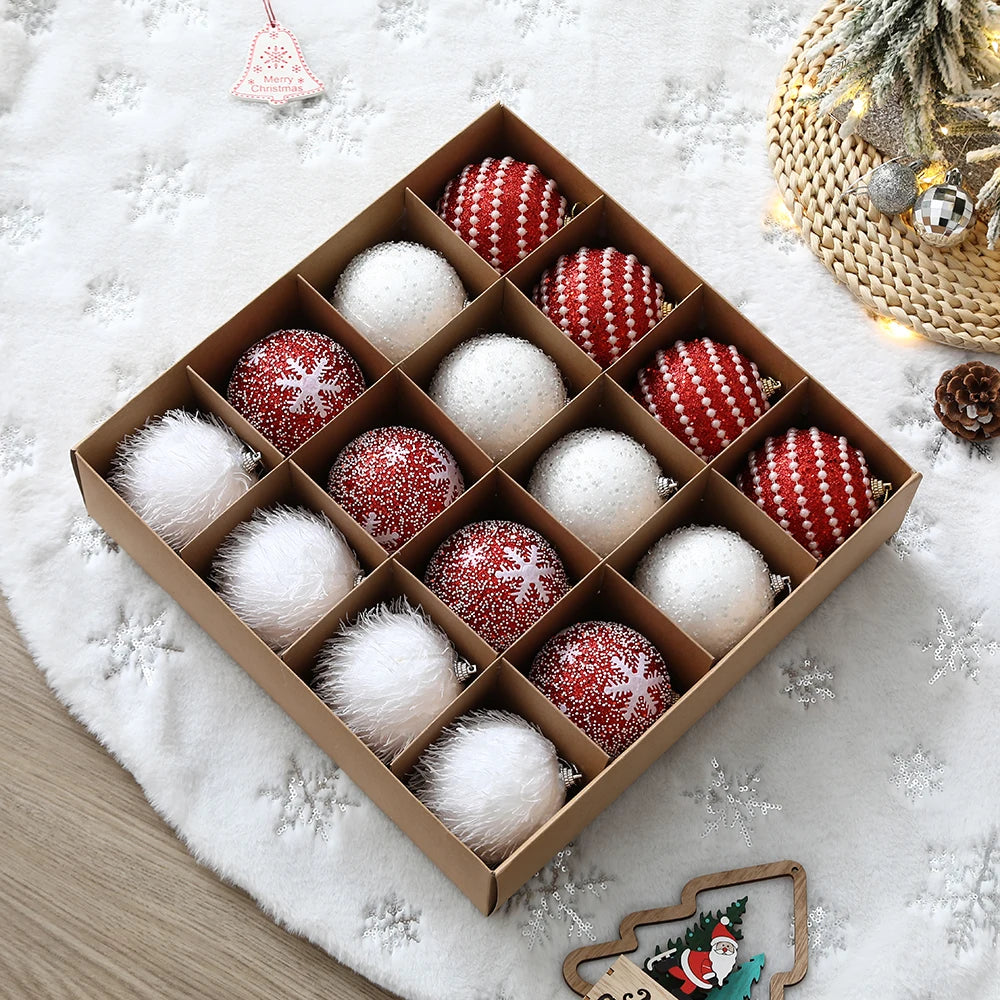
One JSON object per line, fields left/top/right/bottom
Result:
{"left": 436, "top": 157, "right": 567, "bottom": 273}
{"left": 227, "top": 329, "right": 366, "bottom": 454}
{"left": 912, "top": 168, "right": 976, "bottom": 247}
{"left": 423, "top": 519, "right": 570, "bottom": 650}
{"left": 737, "top": 426, "right": 890, "bottom": 559}
{"left": 532, "top": 247, "right": 668, "bottom": 368}
{"left": 212, "top": 505, "right": 360, "bottom": 649}
{"left": 314, "top": 599, "right": 476, "bottom": 760}
{"left": 429, "top": 333, "right": 568, "bottom": 460}
{"left": 528, "top": 621, "right": 674, "bottom": 757}
{"left": 331, "top": 241, "right": 467, "bottom": 362}
{"left": 411, "top": 709, "right": 578, "bottom": 865}
{"left": 328, "top": 426, "right": 464, "bottom": 552}
{"left": 528, "top": 428, "right": 677, "bottom": 556}
{"left": 109, "top": 409, "right": 260, "bottom": 549}
{"left": 633, "top": 525, "right": 787, "bottom": 658}
{"left": 636, "top": 337, "right": 780, "bottom": 460}
{"left": 865, "top": 159, "right": 919, "bottom": 216}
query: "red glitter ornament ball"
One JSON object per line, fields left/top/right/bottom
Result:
{"left": 737, "top": 426, "right": 878, "bottom": 559}
{"left": 533, "top": 247, "right": 666, "bottom": 368}
{"left": 436, "top": 157, "right": 567, "bottom": 274}
{"left": 529, "top": 621, "right": 674, "bottom": 757}
{"left": 328, "top": 426, "right": 464, "bottom": 552}
{"left": 424, "top": 519, "right": 570, "bottom": 650}
{"left": 636, "top": 337, "right": 775, "bottom": 460}
{"left": 227, "top": 329, "right": 366, "bottom": 454}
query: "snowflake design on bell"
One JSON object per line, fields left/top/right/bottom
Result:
{"left": 262, "top": 45, "right": 289, "bottom": 68}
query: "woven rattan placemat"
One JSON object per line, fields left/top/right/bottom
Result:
{"left": 768, "top": 0, "right": 1000, "bottom": 354}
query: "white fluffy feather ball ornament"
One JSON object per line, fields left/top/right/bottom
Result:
{"left": 633, "top": 525, "right": 787, "bottom": 658}
{"left": 528, "top": 428, "right": 677, "bottom": 555}
{"left": 109, "top": 409, "right": 260, "bottom": 548}
{"left": 429, "top": 333, "right": 568, "bottom": 460}
{"left": 412, "top": 709, "right": 578, "bottom": 865}
{"left": 212, "top": 505, "right": 360, "bottom": 649}
{"left": 314, "top": 600, "right": 476, "bottom": 760}
{"left": 331, "top": 241, "right": 467, "bottom": 362}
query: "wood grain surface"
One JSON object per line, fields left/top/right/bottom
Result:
{"left": 0, "top": 597, "right": 397, "bottom": 1000}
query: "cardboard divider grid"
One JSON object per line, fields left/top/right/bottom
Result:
{"left": 71, "top": 105, "right": 921, "bottom": 915}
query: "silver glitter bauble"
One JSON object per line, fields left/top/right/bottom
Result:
{"left": 912, "top": 170, "right": 976, "bottom": 248}
{"left": 528, "top": 428, "right": 675, "bottom": 556}
{"left": 429, "top": 333, "right": 568, "bottom": 460}
{"left": 332, "top": 241, "right": 467, "bottom": 362}
{"left": 866, "top": 160, "right": 918, "bottom": 216}
{"left": 633, "top": 525, "right": 782, "bottom": 658}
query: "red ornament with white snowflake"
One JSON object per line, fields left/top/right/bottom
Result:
{"left": 226, "top": 329, "right": 366, "bottom": 454}
{"left": 436, "top": 157, "right": 567, "bottom": 274}
{"left": 636, "top": 337, "right": 778, "bottom": 460}
{"left": 528, "top": 621, "right": 674, "bottom": 757}
{"left": 737, "top": 426, "right": 882, "bottom": 559}
{"left": 533, "top": 247, "right": 667, "bottom": 368}
{"left": 328, "top": 426, "right": 464, "bottom": 552}
{"left": 423, "top": 519, "right": 570, "bottom": 650}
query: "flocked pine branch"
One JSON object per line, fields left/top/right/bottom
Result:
{"left": 943, "top": 85, "right": 1000, "bottom": 245}
{"left": 803, "top": 0, "right": 1000, "bottom": 158}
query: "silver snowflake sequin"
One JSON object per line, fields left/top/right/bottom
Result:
{"left": 89, "top": 608, "right": 182, "bottom": 684}
{"left": 376, "top": 0, "right": 427, "bottom": 40}
{"left": 84, "top": 274, "right": 138, "bottom": 323}
{"left": 912, "top": 829, "right": 1000, "bottom": 954}
{"left": 0, "top": 202, "right": 43, "bottom": 247}
{"left": 118, "top": 0, "right": 207, "bottom": 34}
{"left": 68, "top": 514, "right": 119, "bottom": 561}
{"left": 259, "top": 756, "right": 357, "bottom": 839}
{"left": 790, "top": 900, "right": 849, "bottom": 961}
{"left": 916, "top": 607, "right": 999, "bottom": 684}
{"left": 685, "top": 758, "right": 782, "bottom": 847}
{"left": 505, "top": 844, "right": 611, "bottom": 950}
{"left": 888, "top": 508, "right": 933, "bottom": 559}
{"left": 116, "top": 154, "right": 202, "bottom": 223}
{"left": 779, "top": 656, "right": 836, "bottom": 708}
{"left": 362, "top": 894, "right": 421, "bottom": 952}
{"left": 890, "top": 745, "right": 945, "bottom": 801}
{"left": 0, "top": 423, "right": 35, "bottom": 475}
{"left": 470, "top": 66, "right": 525, "bottom": 109}
{"left": 488, "top": 0, "right": 578, "bottom": 37}
{"left": 92, "top": 68, "right": 144, "bottom": 114}
{"left": 4, "top": 0, "right": 56, "bottom": 34}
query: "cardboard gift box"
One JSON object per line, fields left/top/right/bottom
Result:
{"left": 71, "top": 105, "right": 920, "bottom": 915}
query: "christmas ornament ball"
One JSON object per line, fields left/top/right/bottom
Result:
{"left": 865, "top": 160, "right": 918, "bottom": 216}
{"left": 331, "top": 241, "right": 467, "bottom": 362}
{"left": 412, "top": 709, "right": 571, "bottom": 865}
{"left": 533, "top": 247, "right": 666, "bottom": 368}
{"left": 328, "top": 426, "right": 464, "bottom": 551}
{"left": 227, "top": 329, "right": 366, "bottom": 454}
{"left": 529, "top": 621, "right": 674, "bottom": 757}
{"left": 109, "top": 409, "right": 259, "bottom": 548}
{"left": 737, "top": 426, "right": 881, "bottom": 559}
{"left": 912, "top": 171, "right": 976, "bottom": 247}
{"left": 423, "top": 519, "right": 570, "bottom": 650}
{"left": 429, "top": 333, "right": 568, "bottom": 460}
{"left": 436, "top": 156, "right": 567, "bottom": 273}
{"left": 633, "top": 526, "right": 783, "bottom": 658}
{"left": 528, "top": 428, "right": 675, "bottom": 556}
{"left": 314, "top": 600, "right": 474, "bottom": 760}
{"left": 212, "top": 505, "right": 360, "bottom": 649}
{"left": 636, "top": 337, "right": 777, "bottom": 460}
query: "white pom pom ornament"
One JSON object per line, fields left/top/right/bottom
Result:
{"left": 109, "top": 409, "right": 259, "bottom": 548}
{"left": 429, "top": 333, "right": 568, "bottom": 460}
{"left": 314, "top": 600, "right": 476, "bottom": 759}
{"left": 212, "top": 505, "right": 360, "bottom": 649}
{"left": 332, "top": 242, "right": 467, "bottom": 362}
{"left": 528, "top": 428, "right": 677, "bottom": 555}
{"left": 633, "top": 525, "right": 787, "bottom": 658}
{"left": 412, "top": 709, "right": 578, "bottom": 865}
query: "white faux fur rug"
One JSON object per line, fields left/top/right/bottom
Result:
{"left": 2, "top": 1, "right": 999, "bottom": 997}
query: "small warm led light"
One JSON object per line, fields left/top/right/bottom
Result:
{"left": 771, "top": 196, "right": 796, "bottom": 228}
{"left": 940, "top": 125, "right": 950, "bottom": 136}
{"left": 877, "top": 316, "right": 916, "bottom": 340}
{"left": 918, "top": 161, "right": 948, "bottom": 188}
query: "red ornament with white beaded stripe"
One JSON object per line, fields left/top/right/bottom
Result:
{"left": 736, "top": 426, "right": 880, "bottom": 559}
{"left": 436, "top": 157, "right": 567, "bottom": 274}
{"left": 634, "top": 337, "right": 780, "bottom": 459}
{"left": 532, "top": 247, "right": 666, "bottom": 368}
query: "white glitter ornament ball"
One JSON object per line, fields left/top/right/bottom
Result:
{"left": 429, "top": 333, "right": 568, "bottom": 459}
{"left": 412, "top": 709, "right": 571, "bottom": 865}
{"left": 633, "top": 525, "right": 783, "bottom": 658}
{"left": 314, "top": 600, "right": 475, "bottom": 760}
{"left": 528, "top": 428, "right": 676, "bottom": 555}
{"left": 212, "top": 505, "right": 360, "bottom": 649}
{"left": 109, "top": 409, "right": 259, "bottom": 549}
{"left": 331, "top": 242, "right": 467, "bottom": 362}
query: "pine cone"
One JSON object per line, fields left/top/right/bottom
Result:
{"left": 933, "top": 361, "right": 1000, "bottom": 441}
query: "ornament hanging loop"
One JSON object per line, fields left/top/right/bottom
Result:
{"left": 262, "top": 0, "right": 277, "bottom": 26}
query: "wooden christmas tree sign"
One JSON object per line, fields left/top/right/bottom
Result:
{"left": 563, "top": 860, "right": 808, "bottom": 1000}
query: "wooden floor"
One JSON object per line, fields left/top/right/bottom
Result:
{"left": 0, "top": 597, "right": 398, "bottom": 1000}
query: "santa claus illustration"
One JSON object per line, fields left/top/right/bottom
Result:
{"left": 645, "top": 917, "right": 739, "bottom": 994}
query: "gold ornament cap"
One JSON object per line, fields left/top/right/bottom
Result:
{"left": 871, "top": 478, "right": 892, "bottom": 506}
{"left": 453, "top": 658, "right": 478, "bottom": 683}
{"left": 241, "top": 447, "right": 262, "bottom": 474}
{"left": 760, "top": 376, "right": 783, "bottom": 400}
{"left": 559, "top": 761, "right": 583, "bottom": 790}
